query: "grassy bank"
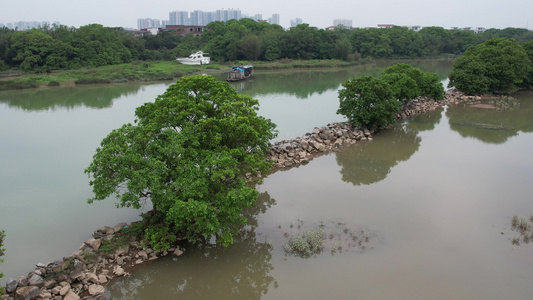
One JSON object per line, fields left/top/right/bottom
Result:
{"left": 0, "top": 61, "right": 226, "bottom": 91}
{"left": 0, "top": 59, "right": 371, "bottom": 91}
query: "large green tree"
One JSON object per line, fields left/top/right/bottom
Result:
{"left": 85, "top": 75, "right": 277, "bottom": 248}
{"left": 337, "top": 76, "right": 400, "bottom": 128}
{"left": 448, "top": 37, "right": 531, "bottom": 94}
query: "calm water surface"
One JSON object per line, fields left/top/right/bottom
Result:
{"left": 3, "top": 60, "right": 533, "bottom": 299}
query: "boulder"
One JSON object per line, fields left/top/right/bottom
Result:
{"left": 98, "top": 275, "right": 108, "bottom": 284}
{"left": 96, "top": 226, "right": 112, "bottom": 234}
{"left": 63, "top": 290, "right": 80, "bottom": 300}
{"left": 15, "top": 286, "right": 40, "bottom": 300}
{"left": 59, "top": 285, "right": 70, "bottom": 296}
{"left": 43, "top": 278, "right": 57, "bottom": 289}
{"left": 5, "top": 279, "right": 18, "bottom": 293}
{"left": 86, "top": 273, "right": 99, "bottom": 284}
{"left": 113, "top": 266, "right": 125, "bottom": 276}
{"left": 88, "top": 285, "right": 105, "bottom": 296}
{"left": 84, "top": 238, "right": 102, "bottom": 251}
{"left": 27, "top": 274, "right": 43, "bottom": 288}
{"left": 69, "top": 259, "right": 83, "bottom": 273}
{"left": 112, "top": 222, "right": 128, "bottom": 233}
{"left": 137, "top": 250, "right": 148, "bottom": 260}
{"left": 115, "top": 244, "right": 129, "bottom": 256}
{"left": 173, "top": 248, "right": 184, "bottom": 257}
{"left": 51, "top": 286, "right": 61, "bottom": 295}
{"left": 17, "top": 276, "right": 27, "bottom": 288}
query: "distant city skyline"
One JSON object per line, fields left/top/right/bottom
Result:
{"left": 1, "top": 0, "right": 532, "bottom": 30}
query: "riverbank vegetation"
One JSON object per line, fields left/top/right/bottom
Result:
{"left": 0, "top": 60, "right": 226, "bottom": 90}
{"left": 85, "top": 75, "right": 277, "bottom": 249}
{"left": 1, "top": 21, "right": 532, "bottom": 75}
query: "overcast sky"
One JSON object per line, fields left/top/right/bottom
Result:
{"left": 1, "top": 0, "right": 532, "bottom": 30}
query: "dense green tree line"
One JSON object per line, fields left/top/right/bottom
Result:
{"left": 1, "top": 20, "right": 532, "bottom": 72}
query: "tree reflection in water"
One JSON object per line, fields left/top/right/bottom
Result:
{"left": 446, "top": 95, "right": 533, "bottom": 144}
{"left": 0, "top": 83, "right": 151, "bottom": 111}
{"left": 103, "top": 192, "right": 277, "bottom": 300}
{"left": 335, "top": 123, "right": 423, "bottom": 186}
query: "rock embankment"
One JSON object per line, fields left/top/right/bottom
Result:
{"left": 266, "top": 87, "right": 470, "bottom": 169}
{"left": 1, "top": 222, "right": 184, "bottom": 300}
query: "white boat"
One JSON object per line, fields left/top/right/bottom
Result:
{"left": 176, "top": 51, "right": 210, "bottom": 65}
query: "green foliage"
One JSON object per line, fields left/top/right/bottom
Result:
{"left": 337, "top": 75, "right": 400, "bottom": 128}
{"left": 380, "top": 63, "right": 444, "bottom": 100}
{"left": 381, "top": 72, "right": 419, "bottom": 101}
{"left": 2, "top": 21, "right": 533, "bottom": 73}
{"left": 448, "top": 38, "right": 531, "bottom": 94}
{"left": 521, "top": 40, "right": 533, "bottom": 89}
{"left": 85, "top": 75, "right": 277, "bottom": 249}
{"left": 9, "top": 29, "right": 74, "bottom": 71}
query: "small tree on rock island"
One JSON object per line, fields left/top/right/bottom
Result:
{"left": 85, "top": 75, "right": 277, "bottom": 249}
{"left": 337, "top": 76, "right": 400, "bottom": 128}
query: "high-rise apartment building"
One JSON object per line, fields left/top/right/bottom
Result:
{"left": 333, "top": 19, "right": 352, "bottom": 28}
{"left": 333, "top": 19, "right": 353, "bottom": 27}
{"left": 167, "top": 9, "right": 245, "bottom": 26}
{"left": 269, "top": 14, "right": 280, "bottom": 25}
{"left": 290, "top": 18, "right": 303, "bottom": 27}
{"left": 190, "top": 10, "right": 216, "bottom": 26}
{"left": 137, "top": 18, "right": 161, "bottom": 29}
{"left": 169, "top": 11, "right": 190, "bottom": 25}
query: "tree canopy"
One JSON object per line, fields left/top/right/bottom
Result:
{"left": 448, "top": 37, "right": 532, "bottom": 94}
{"left": 1, "top": 21, "right": 533, "bottom": 72}
{"left": 85, "top": 75, "right": 277, "bottom": 248}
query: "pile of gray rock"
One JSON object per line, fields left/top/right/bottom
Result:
{"left": 266, "top": 88, "right": 471, "bottom": 170}
{"left": 2, "top": 222, "right": 183, "bottom": 300}
{"left": 266, "top": 123, "right": 374, "bottom": 169}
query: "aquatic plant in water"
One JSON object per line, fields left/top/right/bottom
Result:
{"left": 510, "top": 214, "right": 533, "bottom": 245}
{"left": 284, "top": 225, "right": 326, "bottom": 258}
{"left": 282, "top": 220, "right": 373, "bottom": 258}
